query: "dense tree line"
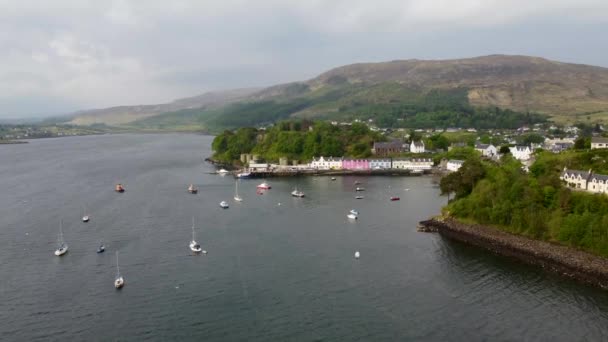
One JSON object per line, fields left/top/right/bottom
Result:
{"left": 440, "top": 150, "right": 608, "bottom": 257}
{"left": 211, "top": 121, "right": 385, "bottom": 164}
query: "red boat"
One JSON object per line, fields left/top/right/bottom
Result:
{"left": 390, "top": 196, "right": 400, "bottom": 201}
{"left": 256, "top": 182, "right": 271, "bottom": 190}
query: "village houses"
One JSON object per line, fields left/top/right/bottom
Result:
{"left": 560, "top": 168, "right": 608, "bottom": 195}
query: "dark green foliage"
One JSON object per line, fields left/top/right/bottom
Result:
{"left": 444, "top": 149, "right": 608, "bottom": 257}
{"left": 211, "top": 120, "right": 384, "bottom": 163}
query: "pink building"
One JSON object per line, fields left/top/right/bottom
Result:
{"left": 342, "top": 159, "right": 370, "bottom": 170}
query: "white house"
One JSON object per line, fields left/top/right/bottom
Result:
{"left": 591, "top": 137, "right": 608, "bottom": 149}
{"left": 475, "top": 143, "right": 497, "bottom": 158}
{"left": 410, "top": 141, "right": 425, "bottom": 153}
{"left": 446, "top": 160, "right": 464, "bottom": 172}
{"left": 509, "top": 146, "right": 532, "bottom": 161}
{"left": 310, "top": 156, "right": 343, "bottom": 170}
{"left": 587, "top": 174, "right": 608, "bottom": 194}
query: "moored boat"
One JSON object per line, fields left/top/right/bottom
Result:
{"left": 234, "top": 180, "right": 243, "bottom": 202}
{"left": 114, "top": 251, "right": 124, "bottom": 289}
{"left": 347, "top": 213, "right": 358, "bottom": 220}
{"left": 115, "top": 183, "right": 125, "bottom": 193}
{"left": 355, "top": 187, "right": 365, "bottom": 192}
{"left": 350, "top": 209, "right": 359, "bottom": 215}
{"left": 220, "top": 201, "right": 229, "bottom": 209}
{"left": 188, "top": 184, "right": 198, "bottom": 194}
{"left": 355, "top": 196, "right": 364, "bottom": 199}
{"left": 217, "top": 169, "right": 229, "bottom": 175}
{"left": 390, "top": 196, "right": 400, "bottom": 201}
{"left": 97, "top": 244, "right": 105, "bottom": 253}
{"left": 237, "top": 172, "right": 251, "bottom": 179}
{"left": 291, "top": 188, "right": 305, "bottom": 198}
{"left": 257, "top": 182, "right": 271, "bottom": 190}
{"left": 189, "top": 217, "right": 203, "bottom": 253}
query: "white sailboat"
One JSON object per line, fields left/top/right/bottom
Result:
{"left": 234, "top": 180, "right": 243, "bottom": 202}
{"left": 189, "top": 217, "right": 203, "bottom": 253}
{"left": 82, "top": 205, "right": 89, "bottom": 222}
{"left": 114, "top": 251, "right": 125, "bottom": 289}
{"left": 54, "top": 220, "right": 68, "bottom": 256}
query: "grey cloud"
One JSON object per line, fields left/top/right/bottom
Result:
{"left": 0, "top": 0, "right": 607, "bottom": 118}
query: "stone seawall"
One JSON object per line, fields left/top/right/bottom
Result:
{"left": 419, "top": 217, "right": 608, "bottom": 289}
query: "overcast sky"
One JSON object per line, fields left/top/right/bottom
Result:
{"left": 1, "top": 0, "right": 607, "bottom": 118}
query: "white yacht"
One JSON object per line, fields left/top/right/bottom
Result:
{"left": 189, "top": 217, "right": 202, "bottom": 253}
{"left": 54, "top": 220, "right": 68, "bottom": 256}
{"left": 234, "top": 180, "right": 243, "bottom": 202}
{"left": 114, "top": 251, "right": 125, "bottom": 289}
{"left": 220, "top": 201, "right": 229, "bottom": 209}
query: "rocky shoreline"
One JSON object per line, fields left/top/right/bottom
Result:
{"left": 419, "top": 217, "right": 608, "bottom": 289}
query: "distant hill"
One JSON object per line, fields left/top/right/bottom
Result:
{"left": 65, "top": 88, "right": 259, "bottom": 126}
{"left": 66, "top": 55, "right": 608, "bottom": 130}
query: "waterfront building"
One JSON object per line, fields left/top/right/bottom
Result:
{"left": 392, "top": 158, "right": 433, "bottom": 171}
{"left": 342, "top": 159, "right": 370, "bottom": 170}
{"left": 369, "top": 159, "right": 392, "bottom": 169}
{"left": 310, "top": 156, "right": 343, "bottom": 170}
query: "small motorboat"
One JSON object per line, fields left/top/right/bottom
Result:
{"left": 115, "top": 183, "right": 125, "bottom": 193}
{"left": 347, "top": 213, "right": 358, "bottom": 220}
{"left": 350, "top": 209, "right": 359, "bottom": 216}
{"left": 355, "top": 187, "right": 365, "bottom": 192}
{"left": 257, "top": 182, "right": 271, "bottom": 190}
{"left": 390, "top": 196, "right": 400, "bottom": 201}
{"left": 354, "top": 181, "right": 361, "bottom": 185}
{"left": 291, "top": 188, "right": 305, "bottom": 198}
{"left": 220, "top": 201, "right": 229, "bottom": 209}
{"left": 188, "top": 184, "right": 198, "bottom": 194}
{"left": 355, "top": 196, "right": 364, "bottom": 199}
{"left": 354, "top": 251, "right": 360, "bottom": 259}
{"left": 331, "top": 177, "right": 336, "bottom": 181}
{"left": 82, "top": 215, "right": 90, "bottom": 222}
{"left": 217, "top": 169, "right": 229, "bottom": 175}
{"left": 97, "top": 244, "right": 105, "bottom": 253}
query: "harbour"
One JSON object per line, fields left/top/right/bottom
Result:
{"left": 2, "top": 133, "right": 608, "bottom": 341}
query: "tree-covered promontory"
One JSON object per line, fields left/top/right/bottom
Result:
{"left": 211, "top": 121, "right": 386, "bottom": 164}
{"left": 441, "top": 150, "right": 608, "bottom": 257}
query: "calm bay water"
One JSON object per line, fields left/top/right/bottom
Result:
{"left": 1, "top": 133, "right": 608, "bottom": 341}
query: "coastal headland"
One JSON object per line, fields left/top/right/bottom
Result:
{"left": 419, "top": 217, "right": 608, "bottom": 289}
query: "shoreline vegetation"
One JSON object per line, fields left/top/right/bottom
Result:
{"left": 418, "top": 217, "right": 608, "bottom": 289}
{"left": 427, "top": 148, "right": 608, "bottom": 288}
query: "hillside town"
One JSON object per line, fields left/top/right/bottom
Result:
{"left": 234, "top": 121, "right": 608, "bottom": 177}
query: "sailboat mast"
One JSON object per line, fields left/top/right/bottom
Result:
{"left": 115, "top": 251, "right": 120, "bottom": 276}
{"left": 59, "top": 220, "right": 64, "bottom": 244}
{"left": 191, "top": 217, "right": 196, "bottom": 241}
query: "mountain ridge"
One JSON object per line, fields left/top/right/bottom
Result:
{"left": 64, "top": 55, "right": 608, "bottom": 128}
